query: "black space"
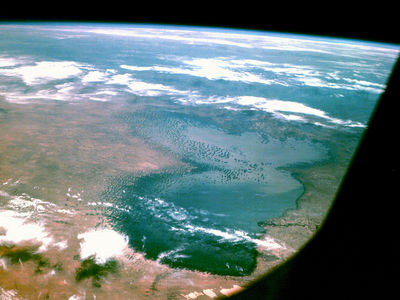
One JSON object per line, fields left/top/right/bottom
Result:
{"left": 229, "top": 50, "right": 400, "bottom": 300}
{"left": 1, "top": 2, "right": 399, "bottom": 45}
{"left": 1, "top": 4, "right": 399, "bottom": 299}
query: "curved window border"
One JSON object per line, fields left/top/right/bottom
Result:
{"left": 227, "top": 56, "right": 400, "bottom": 299}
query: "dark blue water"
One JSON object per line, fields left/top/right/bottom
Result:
{"left": 102, "top": 163, "right": 302, "bottom": 275}
{"left": 99, "top": 104, "right": 328, "bottom": 275}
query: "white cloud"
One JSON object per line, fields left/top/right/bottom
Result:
{"left": 239, "top": 96, "right": 365, "bottom": 127}
{"left": 126, "top": 81, "right": 178, "bottom": 96}
{"left": 184, "top": 224, "right": 285, "bottom": 250}
{"left": 0, "top": 210, "right": 53, "bottom": 252}
{"left": 236, "top": 96, "right": 327, "bottom": 118}
{"left": 294, "top": 76, "right": 344, "bottom": 89}
{"left": 273, "top": 112, "right": 307, "bottom": 122}
{"left": 221, "top": 58, "right": 387, "bottom": 94}
{"left": 107, "top": 73, "right": 132, "bottom": 85}
{"left": 0, "top": 56, "right": 18, "bottom": 67}
{"left": 0, "top": 61, "right": 84, "bottom": 85}
{"left": 342, "top": 78, "right": 386, "bottom": 93}
{"left": 77, "top": 228, "right": 129, "bottom": 264}
{"left": 294, "top": 75, "right": 385, "bottom": 94}
{"left": 81, "top": 70, "right": 109, "bottom": 83}
{"left": 182, "top": 95, "right": 365, "bottom": 128}
{"left": 6, "top": 24, "right": 399, "bottom": 59}
{"left": 1, "top": 83, "right": 78, "bottom": 103}
{"left": 121, "top": 58, "right": 280, "bottom": 86}
{"left": 0, "top": 64, "right": 121, "bottom": 103}
{"left": 106, "top": 72, "right": 193, "bottom": 97}
{"left": 72, "top": 27, "right": 254, "bottom": 49}
{"left": 49, "top": 26, "right": 399, "bottom": 57}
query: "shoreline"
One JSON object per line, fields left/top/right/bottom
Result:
{"left": 0, "top": 182, "right": 280, "bottom": 299}
{"left": 0, "top": 158, "right": 337, "bottom": 300}
{"left": 0, "top": 99, "right": 360, "bottom": 299}
{"left": 258, "top": 159, "right": 347, "bottom": 254}
{"left": 0, "top": 158, "right": 354, "bottom": 300}
{"left": 228, "top": 159, "right": 351, "bottom": 296}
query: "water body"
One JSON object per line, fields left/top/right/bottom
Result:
{"left": 101, "top": 110, "right": 319, "bottom": 275}
{"left": 1, "top": 23, "right": 398, "bottom": 278}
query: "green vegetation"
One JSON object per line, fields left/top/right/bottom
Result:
{"left": 0, "top": 245, "right": 50, "bottom": 273}
{"left": 75, "top": 256, "right": 119, "bottom": 288}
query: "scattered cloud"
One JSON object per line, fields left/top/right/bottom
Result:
{"left": 0, "top": 55, "right": 373, "bottom": 127}
{"left": 183, "top": 95, "right": 366, "bottom": 128}
{"left": 0, "top": 61, "right": 84, "bottom": 85}
{"left": 121, "top": 58, "right": 282, "bottom": 86}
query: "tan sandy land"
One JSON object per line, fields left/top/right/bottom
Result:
{"left": 0, "top": 100, "right": 183, "bottom": 206}
{"left": 0, "top": 194, "right": 292, "bottom": 300}
{"left": 0, "top": 98, "right": 348, "bottom": 299}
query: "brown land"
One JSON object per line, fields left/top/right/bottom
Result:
{"left": 0, "top": 99, "right": 350, "bottom": 299}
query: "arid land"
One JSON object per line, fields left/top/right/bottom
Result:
{"left": 0, "top": 99, "right": 354, "bottom": 299}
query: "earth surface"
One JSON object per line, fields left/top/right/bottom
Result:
{"left": 0, "top": 23, "right": 398, "bottom": 299}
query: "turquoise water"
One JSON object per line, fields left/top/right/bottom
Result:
{"left": 102, "top": 107, "right": 319, "bottom": 275}
{"left": 102, "top": 100, "right": 339, "bottom": 275}
{"left": 1, "top": 23, "right": 398, "bottom": 276}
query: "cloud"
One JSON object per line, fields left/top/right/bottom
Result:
{"left": 81, "top": 70, "right": 110, "bottom": 83}
{"left": 0, "top": 56, "right": 19, "bottom": 67}
{"left": 0, "top": 61, "right": 84, "bottom": 85}
{"left": 121, "top": 57, "right": 282, "bottom": 86}
{"left": 182, "top": 95, "right": 366, "bottom": 128}
{"left": 45, "top": 26, "right": 399, "bottom": 57}
{"left": 0, "top": 58, "right": 194, "bottom": 103}
{"left": 77, "top": 228, "right": 129, "bottom": 264}
{"left": 0, "top": 209, "right": 68, "bottom": 252}
{"left": 68, "top": 27, "right": 254, "bottom": 49}
{"left": 106, "top": 72, "right": 194, "bottom": 97}
{"left": 0, "top": 60, "right": 123, "bottom": 103}
{"left": 342, "top": 78, "right": 386, "bottom": 93}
